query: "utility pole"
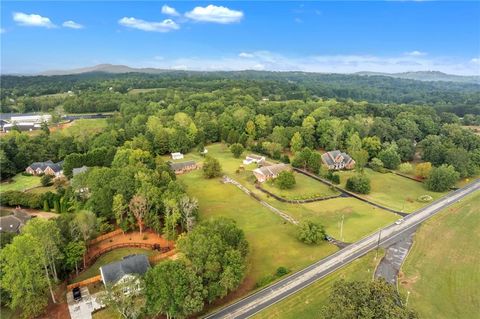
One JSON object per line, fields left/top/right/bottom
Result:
{"left": 340, "top": 214, "right": 344, "bottom": 242}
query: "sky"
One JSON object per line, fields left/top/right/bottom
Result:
{"left": 1, "top": 1, "right": 479, "bottom": 75}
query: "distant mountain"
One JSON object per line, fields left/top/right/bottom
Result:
{"left": 41, "top": 64, "right": 170, "bottom": 76}
{"left": 40, "top": 64, "right": 480, "bottom": 84}
{"left": 355, "top": 71, "right": 480, "bottom": 84}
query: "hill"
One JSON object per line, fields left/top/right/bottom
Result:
{"left": 356, "top": 71, "right": 480, "bottom": 84}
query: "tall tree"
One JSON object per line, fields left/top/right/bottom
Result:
{"left": 290, "top": 132, "right": 304, "bottom": 153}
{"left": 145, "top": 260, "right": 205, "bottom": 319}
{"left": 64, "top": 241, "right": 86, "bottom": 275}
{"left": 129, "top": 195, "right": 148, "bottom": 235}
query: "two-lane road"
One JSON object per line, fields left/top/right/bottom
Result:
{"left": 205, "top": 179, "right": 480, "bottom": 319}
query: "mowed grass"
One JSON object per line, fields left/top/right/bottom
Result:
{"left": 57, "top": 118, "right": 107, "bottom": 136}
{"left": 252, "top": 251, "right": 381, "bottom": 319}
{"left": 261, "top": 172, "right": 340, "bottom": 200}
{"left": 337, "top": 169, "right": 447, "bottom": 212}
{"left": 178, "top": 170, "right": 338, "bottom": 287}
{"left": 71, "top": 248, "right": 154, "bottom": 283}
{"left": 399, "top": 191, "right": 480, "bottom": 319}
{"left": 0, "top": 173, "right": 41, "bottom": 192}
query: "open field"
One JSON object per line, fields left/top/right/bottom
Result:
{"left": 0, "top": 173, "right": 41, "bottom": 192}
{"left": 71, "top": 248, "right": 154, "bottom": 283}
{"left": 252, "top": 251, "right": 381, "bottom": 319}
{"left": 56, "top": 118, "right": 107, "bottom": 136}
{"left": 337, "top": 169, "right": 447, "bottom": 212}
{"left": 261, "top": 172, "right": 340, "bottom": 200}
{"left": 399, "top": 191, "right": 480, "bottom": 319}
{"left": 179, "top": 170, "right": 338, "bottom": 288}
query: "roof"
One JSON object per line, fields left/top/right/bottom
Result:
{"left": 10, "top": 115, "right": 52, "bottom": 123}
{"left": 253, "top": 163, "right": 289, "bottom": 177}
{"left": 246, "top": 154, "right": 265, "bottom": 160}
{"left": 169, "top": 161, "right": 196, "bottom": 171}
{"left": 100, "top": 254, "right": 150, "bottom": 285}
{"left": 72, "top": 166, "right": 89, "bottom": 176}
{"left": 0, "top": 210, "right": 30, "bottom": 233}
{"left": 171, "top": 152, "right": 183, "bottom": 156}
{"left": 28, "top": 160, "right": 63, "bottom": 173}
{"left": 322, "top": 150, "right": 354, "bottom": 166}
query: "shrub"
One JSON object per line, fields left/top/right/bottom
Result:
{"left": 325, "top": 171, "right": 340, "bottom": 184}
{"left": 202, "top": 156, "right": 222, "bottom": 179}
{"left": 275, "top": 171, "right": 296, "bottom": 189}
{"left": 0, "top": 191, "right": 44, "bottom": 209}
{"left": 426, "top": 165, "right": 459, "bottom": 192}
{"left": 369, "top": 157, "right": 384, "bottom": 172}
{"left": 40, "top": 175, "right": 53, "bottom": 187}
{"left": 276, "top": 266, "right": 291, "bottom": 277}
{"left": 346, "top": 174, "right": 371, "bottom": 194}
{"left": 229, "top": 143, "right": 244, "bottom": 158}
{"left": 415, "top": 162, "right": 432, "bottom": 179}
{"left": 398, "top": 163, "right": 413, "bottom": 174}
{"left": 281, "top": 154, "right": 290, "bottom": 163}
{"left": 255, "top": 275, "right": 276, "bottom": 288}
{"left": 297, "top": 220, "right": 326, "bottom": 245}
{"left": 378, "top": 148, "right": 401, "bottom": 169}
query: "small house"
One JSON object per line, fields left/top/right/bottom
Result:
{"left": 321, "top": 150, "right": 355, "bottom": 170}
{"left": 171, "top": 152, "right": 184, "bottom": 160}
{"left": 99, "top": 254, "right": 150, "bottom": 289}
{"left": 26, "top": 160, "right": 64, "bottom": 176}
{"left": 0, "top": 209, "right": 31, "bottom": 233}
{"left": 253, "top": 163, "right": 290, "bottom": 183}
{"left": 169, "top": 161, "right": 198, "bottom": 174}
{"left": 243, "top": 154, "right": 266, "bottom": 165}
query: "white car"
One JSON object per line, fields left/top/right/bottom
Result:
{"left": 395, "top": 219, "right": 404, "bottom": 225}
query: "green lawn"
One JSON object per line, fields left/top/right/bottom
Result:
{"left": 59, "top": 118, "right": 107, "bottom": 136}
{"left": 261, "top": 172, "right": 340, "bottom": 200}
{"left": 179, "top": 170, "right": 338, "bottom": 289}
{"left": 399, "top": 191, "right": 480, "bottom": 319}
{"left": 0, "top": 173, "right": 41, "bottom": 192}
{"left": 252, "top": 251, "right": 381, "bottom": 319}
{"left": 71, "top": 248, "right": 154, "bottom": 283}
{"left": 92, "top": 308, "right": 121, "bottom": 319}
{"left": 337, "top": 169, "right": 447, "bottom": 213}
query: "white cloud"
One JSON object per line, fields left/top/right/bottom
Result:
{"left": 161, "top": 5, "right": 180, "bottom": 17}
{"left": 185, "top": 5, "right": 243, "bottom": 24}
{"left": 239, "top": 52, "right": 254, "bottom": 58}
{"left": 405, "top": 50, "right": 427, "bottom": 57}
{"left": 62, "top": 20, "right": 84, "bottom": 29}
{"left": 118, "top": 17, "right": 179, "bottom": 32}
{"left": 13, "top": 12, "right": 56, "bottom": 28}
{"left": 471, "top": 58, "right": 480, "bottom": 64}
{"left": 0, "top": 28, "right": 5, "bottom": 34}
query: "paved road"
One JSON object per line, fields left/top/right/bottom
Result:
{"left": 204, "top": 179, "right": 480, "bottom": 319}
{"left": 375, "top": 227, "right": 417, "bottom": 285}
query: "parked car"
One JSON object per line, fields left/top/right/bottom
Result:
{"left": 395, "top": 219, "right": 404, "bottom": 225}
{"left": 72, "top": 287, "right": 82, "bottom": 301}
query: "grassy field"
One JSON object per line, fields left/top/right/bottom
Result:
{"left": 399, "top": 191, "right": 480, "bottom": 319}
{"left": 71, "top": 248, "right": 154, "bottom": 283}
{"left": 252, "top": 251, "right": 381, "bottom": 319}
{"left": 261, "top": 172, "right": 340, "bottom": 200}
{"left": 337, "top": 169, "right": 447, "bottom": 212}
{"left": 0, "top": 173, "right": 41, "bottom": 192}
{"left": 179, "top": 170, "right": 338, "bottom": 288}
{"left": 57, "top": 118, "right": 107, "bottom": 137}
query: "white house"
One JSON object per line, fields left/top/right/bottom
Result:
{"left": 243, "top": 154, "right": 266, "bottom": 165}
{"left": 171, "top": 152, "right": 184, "bottom": 160}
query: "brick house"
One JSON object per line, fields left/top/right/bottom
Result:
{"left": 169, "top": 161, "right": 198, "bottom": 175}
{"left": 321, "top": 150, "right": 355, "bottom": 170}
{"left": 253, "top": 163, "right": 290, "bottom": 183}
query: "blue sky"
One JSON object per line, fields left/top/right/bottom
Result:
{"left": 1, "top": 1, "right": 479, "bottom": 75}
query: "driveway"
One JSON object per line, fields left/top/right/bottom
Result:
{"left": 67, "top": 286, "right": 103, "bottom": 319}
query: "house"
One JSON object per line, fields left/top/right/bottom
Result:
{"left": 99, "top": 254, "right": 150, "bottom": 288}
{"left": 10, "top": 114, "right": 52, "bottom": 124}
{"left": 321, "top": 150, "right": 355, "bottom": 170}
{"left": 0, "top": 208, "right": 31, "bottom": 233}
{"left": 25, "top": 160, "right": 64, "bottom": 176}
{"left": 72, "top": 166, "right": 89, "bottom": 176}
{"left": 2, "top": 122, "right": 40, "bottom": 133}
{"left": 171, "top": 152, "right": 184, "bottom": 160}
{"left": 253, "top": 163, "right": 290, "bottom": 183}
{"left": 169, "top": 161, "right": 198, "bottom": 174}
{"left": 243, "top": 154, "right": 266, "bottom": 165}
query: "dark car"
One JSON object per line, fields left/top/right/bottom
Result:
{"left": 72, "top": 287, "right": 82, "bottom": 301}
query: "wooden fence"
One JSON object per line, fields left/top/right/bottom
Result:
{"left": 88, "top": 229, "right": 123, "bottom": 245}
{"left": 67, "top": 275, "right": 102, "bottom": 291}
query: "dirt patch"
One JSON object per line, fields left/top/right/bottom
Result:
{"left": 398, "top": 271, "right": 420, "bottom": 290}
{"left": 37, "top": 283, "right": 69, "bottom": 319}
{"left": 49, "top": 121, "right": 73, "bottom": 133}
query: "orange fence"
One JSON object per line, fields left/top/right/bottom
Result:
{"left": 67, "top": 275, "right": 102, "bottom": 291}
{"left": 88, "top": 229, "right": 123, "bottom": 245}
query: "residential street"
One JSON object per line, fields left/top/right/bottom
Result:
{"left": 204, "top": 179, "right": 480, "bottom": 319}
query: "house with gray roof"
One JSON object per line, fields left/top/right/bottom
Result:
{"left": 26, "top": 160, "right": 64, "bottom": 176}
{"left": 169, "top": 160, "right": 198, "bottom": 174}
{"left": 99, "top": 254, "right": 150, "bottom": 287}
{"left": 253, "top": 163, "right": 290, "bottom": 183}
{"left": 321, "top": 150, "right": 355, "bottom": 170}
{"left": 0, "top": 209, "right": 31, "bottom": 233}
